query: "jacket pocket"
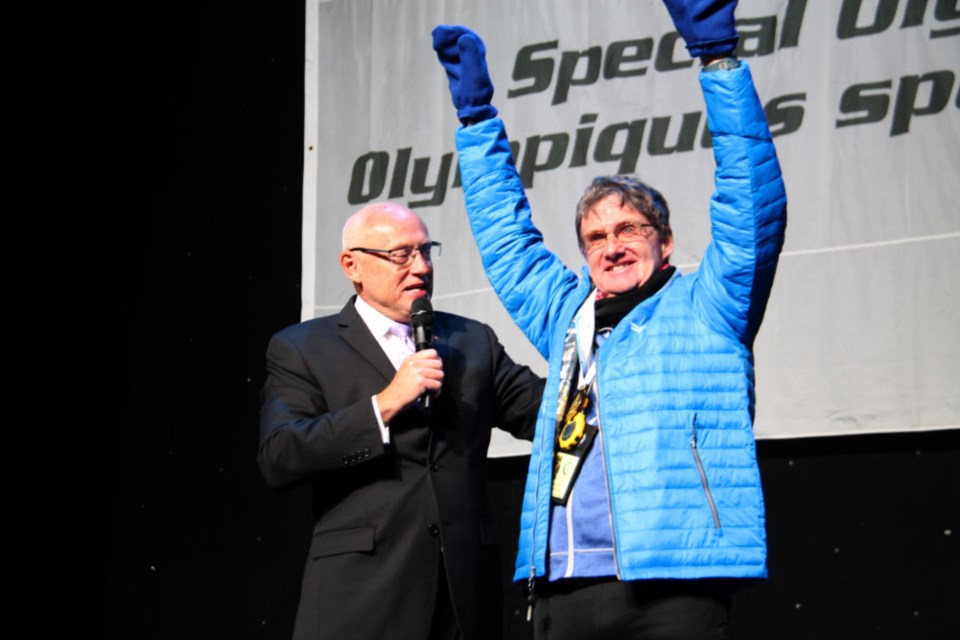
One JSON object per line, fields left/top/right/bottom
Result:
{"left": 310, "top": 525, "right": 376, "bottom": 559}
{"left": 690, "top": 414, "right": 722, "bottom": 530}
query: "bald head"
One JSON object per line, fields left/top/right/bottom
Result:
{"left": 342, "top": 202, "right": 428, "bottom": 250}
{"left": 339, "top": 202, "right": 434, "bottom": 322}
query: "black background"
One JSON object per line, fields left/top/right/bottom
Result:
{"left": 4, "top": 2, "right": 957, "bottom": 639}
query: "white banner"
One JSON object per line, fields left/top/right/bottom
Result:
{"left": 303, "top": 0, "right": 960, "bottom": 455}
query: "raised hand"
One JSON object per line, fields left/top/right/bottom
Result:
{"left": 432, "top": 25, "right": 498, "bottom": 125}
{"left": 662, "top": 0, "right": 739, "bottom": 60}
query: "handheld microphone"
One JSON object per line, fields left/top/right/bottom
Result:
{"left": 409, "top": 296, "right": 435, "bottom": 409}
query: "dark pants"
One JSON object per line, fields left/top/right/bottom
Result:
{"left": 533, "top": 577, "right": 731, "bottom": 640}
{"left": 428, "top": 556, "right": 462, "bottom": 640}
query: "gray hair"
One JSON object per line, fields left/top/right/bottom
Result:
{"left": 575, "top": 176, "right": 672, "bottom": 254}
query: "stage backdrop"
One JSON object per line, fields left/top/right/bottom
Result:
{"left": 302, "top": 0, "right": 959, "bottom": 456}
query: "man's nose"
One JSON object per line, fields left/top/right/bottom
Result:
{"left": 410, "top": 250, "right": 431, "bottom": 273}
{"left": 603, "top": 233, "right": 626, "bottom": 256}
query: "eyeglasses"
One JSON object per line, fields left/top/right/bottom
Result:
{"left": 581, "top": 223, "right": 656, "bottom": 253}
{"left": 350, "top": 241, "right": 442, "bottom": 266}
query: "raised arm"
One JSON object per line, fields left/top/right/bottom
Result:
{"left": 665, "top": 0, "right": 788, "bottom": 343}
{"left": 432, "top": 25, "right": 580, "bottom": 358}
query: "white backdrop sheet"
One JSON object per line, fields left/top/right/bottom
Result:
{"left": 303, "top": 0, "right": 960, "bottom": 456}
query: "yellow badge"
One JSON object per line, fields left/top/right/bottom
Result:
{"left": 551, "top": 384, "right": 597, "bottom": 505}
{"left": 551, "top": 451, "right": 581, "bottom": 502}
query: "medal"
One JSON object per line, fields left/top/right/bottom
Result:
{"left": 558, "top": 387, "right": 590, "bottom": 451}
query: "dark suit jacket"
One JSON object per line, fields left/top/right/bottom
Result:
{"left": 258, "top": 298, "right": 544, "bottom": 640}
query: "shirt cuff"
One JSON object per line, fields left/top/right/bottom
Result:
{"left": 371, "top": 395, "right": 391, "bottom": 445}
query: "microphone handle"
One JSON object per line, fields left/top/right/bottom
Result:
{"left": 412, "top": 324, "right": 432, "bottom": 409}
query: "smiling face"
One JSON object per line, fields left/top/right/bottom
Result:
{"left": 340, "top": 203, "right": 433, "bottom": 322}
{"left": 579, "top": 194, "right": 674, "bottom": 297}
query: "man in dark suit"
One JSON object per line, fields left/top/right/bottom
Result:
{"left": 258, "top": 202, "right": 545, "bottom": 640}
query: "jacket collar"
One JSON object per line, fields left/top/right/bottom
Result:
{"left": 337, "top": 296, "right": 396, "bottom": 382}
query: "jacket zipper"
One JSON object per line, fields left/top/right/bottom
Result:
{"left": 690, "top": 413, "right": 722, "bottom": 529}
{"left": 527, "top": 385, "right": 552, "bottom": 621}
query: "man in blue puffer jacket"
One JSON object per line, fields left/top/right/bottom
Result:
{"left": 433, "top": 2, "right": 786, "bottom": 637}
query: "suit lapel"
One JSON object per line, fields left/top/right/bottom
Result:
{"left": 431, "top": 314, "right": 448, "bottom": 363}
{"left": 337, "top": 298, "right": 396, "bottom": 383}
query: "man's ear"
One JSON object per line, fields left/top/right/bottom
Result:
{"left": 340, "top": 250, "right": 362, "bottom": 284}
{"left": 660, "top": 230, "right": 675, "bottom": 263}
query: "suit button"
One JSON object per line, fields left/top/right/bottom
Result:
{"left": 430, "top": 463, "right": 439, "bottom": 472}
{"left": 427, "top": 523, "right": 440, "bottom": 536}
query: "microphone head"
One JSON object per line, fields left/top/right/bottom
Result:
{"left": 409, "top": 296, "right": 433, "bottom": 326}
{"left": 409, "top": 296, "right": 434, "bottom": 351}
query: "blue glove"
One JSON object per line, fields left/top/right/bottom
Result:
{"left": 662, "top": 0, "right": 739, "bottom": 60}
{"left": 432, "top": 25, "right": 498, "bottom": 125}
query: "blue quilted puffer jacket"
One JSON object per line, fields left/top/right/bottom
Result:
{"left": 454, "top": 62, "right": 787, "bottom": 585}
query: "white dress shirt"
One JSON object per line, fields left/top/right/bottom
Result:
{"left": 353, "top": 296, "right": 416, "bottom": 444}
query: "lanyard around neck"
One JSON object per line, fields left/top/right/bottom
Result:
{"left": 573, "top": 292, "right": 598, "bottom": 389}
